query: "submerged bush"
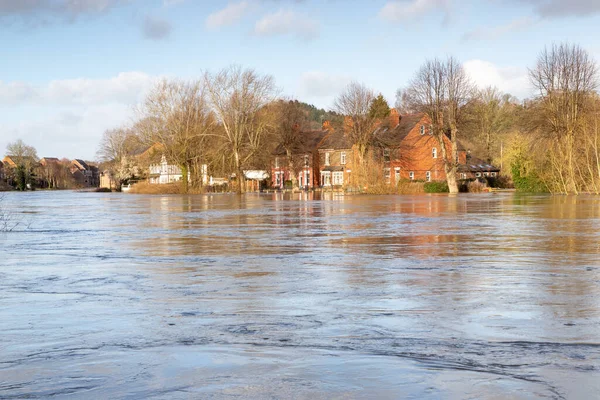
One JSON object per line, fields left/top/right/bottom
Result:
{"left": 424, "top": 181, "right": 449, "bottom": 193}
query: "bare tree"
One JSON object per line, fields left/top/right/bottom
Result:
{"left": 468, "top": 86, "right": 515, "bottom": 163}
{"left": 273, "top": 99, "right": 309, "bottom": 189}
{"left": 97, "top": 127, "right": 140, "bottom": 190}
{"left": 137, "top": 79, "right": 215, "bottom": 192}
{"left": 403, "top": 57, "right": 473, "bottom": 193}
{"left": 333, "top": 82, "right": 376, "bottom": 184}
{"left": 205, "top": 66, "right": 277, "bottom": 193}
{"left": 529, "top": 42, "right": 599, "bottom": 194}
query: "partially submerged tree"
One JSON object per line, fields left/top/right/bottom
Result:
{"left": 403, "top": 57, "right": 473, "bottom": 193}
{"left": 97, "top": 127, "right": 141, "bottom": 190}
{"left": 529, "top": 42, "right": 599, "bottom": 194}
{"left": 5, "top": 140, "right": 38, "bottom": 190}
{"left": 333, "top": 82, "right": 376, "bottom": 183}
{"left": 205, "top": 66, "right": 277, "bottom": 193}
{"left": 138, "top": 79, "right": 215, "bottom": 192}
{"left": 272, "top": 99, "right": 309, "bottom": 189}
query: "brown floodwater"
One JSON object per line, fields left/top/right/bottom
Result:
{"left": 0, "top": 191, "right": 599, "bottom": 399}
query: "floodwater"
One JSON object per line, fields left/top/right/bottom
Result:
{"left": 0, "top": 191, "right": 599, "bottom": 399}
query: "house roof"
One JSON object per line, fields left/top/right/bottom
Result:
{"left": 459, "top": 157, "right": 500, "bottom": 172}
{"left": 318, "top": 129, "right": 352, "bottom": 150}
{"left": 40, "top": 157, "right": 60, "bottom": 165}
{"left": 73, "top": 159, "right": 90, "bottom": 170}
{"left": 3, "top": 155, "right": 38, "bottom": 167}
{"left": 273, "top": 130, "right": 329, "bottom": 156}
{"left": 374, "top": 113, "right": 425, "bottom": 147}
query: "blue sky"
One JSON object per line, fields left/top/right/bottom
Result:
{"left": 2, "top": 0, "right": 600, "bottom": 160}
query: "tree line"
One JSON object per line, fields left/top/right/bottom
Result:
{"left": 95, "top": 42, "right": 599, "bottom": 194}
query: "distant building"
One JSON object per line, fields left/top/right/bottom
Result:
{"left": 271, "top": 121, "right": 331, "bottom": 189}
{"left": 70, "top": 159, "right": 99, "bottom": 187}
{"left": 148, "top": 155, "right": 192, "bottom": 184}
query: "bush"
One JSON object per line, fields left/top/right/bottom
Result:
{"left": 284, "top": 180, "right": 293, "bottom": 189}
{"left": 485, "top": 175, "right": 512, "bottom": 189}
{"left": 467, "top": 180, "right": 486, "bottom": 193}
{"left": 424, "top": 181, "right": 449, "bottom": 193}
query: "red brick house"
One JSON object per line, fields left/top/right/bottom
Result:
{"left": 317, "top": 126, "right": 353, "bottom": 187}
{"left": 271, "top": 124, "right": 331, "bottom": 189}
{"left": 374, "top": 113, "right": 499, "bottom": 184}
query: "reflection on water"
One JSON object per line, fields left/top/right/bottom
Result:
{"left": 0, "top": 191, "right": 599, "bottom": 399}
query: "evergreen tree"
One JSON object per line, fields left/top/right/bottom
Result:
{"left": 368, "top": 94, "right": 391, "bottom": 120}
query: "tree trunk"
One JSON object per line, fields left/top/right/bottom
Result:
{"left": 287, "top": 149, "right": 297, "bottom": 189}
{"left": 180, "top": 164, "right": 189, "bottom": 193}
{"left": 234, "top": 150, "right": 244, "bottom": 194}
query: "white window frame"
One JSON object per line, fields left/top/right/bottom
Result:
{"left": 420, "top": 125, "right": 425, "bottom": 135}
{"left": 384, "top": 168, "right": 391, "bottom": 183}
{"left": 325, "top": 152, "right": 330, "bottom": 166}
{"left": 274, "top": 157, "right": 279, "bottom": 168}
{"left": 475, "top": 172, "right": 481, "bottom": 177}
{"left": 340, "top": 152, "right": 346, "bottom": 165}
{"left": 426, "top": 171, "right": 431, "bottom": 182}
{"left": 461, "top": 173, "right": 467, "bottom": 179}
{"left": 409, "top": 171, "right": 414, "bottom": 180}
{"left": 304, "top": 155, "right": 309, "bottom": 167}
{"left": 394, "top": 167, "right": 400, "bottom": 182}
{"left": 332, "top": 171, "right": 343, "bottom": 186}
{"left": 432, "top": 147, "right": 437, "bottom": 159}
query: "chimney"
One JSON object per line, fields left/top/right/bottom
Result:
{"left": 389, "top": 108, "right": 400, "bottom": 127}
{"left": 322, "top": 120, "right": 331, "bottom": 130}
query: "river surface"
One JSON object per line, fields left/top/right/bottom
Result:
{"left": 0, "top": 191, "right": 599, "bottom": 399}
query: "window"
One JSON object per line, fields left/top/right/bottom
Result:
{"left": 429, "top": 124, "right": 433, "bottom": 135}
{"left": 395, "top": 167, "right": 400, "bottom": 182}
{"left": 426, "top": 171, "right": 431, "bottom": 182}
{"left": 325, "top": 152, "right": 330, "bottom": 166}
{"left": 420, "top": 125, "right": 425, "bottom": 135}
{"left": 276, "top": 172, "right": 281, "bottom": 186}
{"left": 475, "top": 172, "right": 481, "bottom": 177}
{"left": 491, "top": 172, "right": 497, "bottom": 177}
{"left": 384, "top": 168, "right": 391, "bottom": 183}
{"left": 304, "top": 155, "right": 309, "bottom": 167}
{"left": 409, "top": 171, "right": 414, "bottom": 180}
{"left": 322, "top": 171, "right": 331, "bottom": 186}
{"left": 461, "top": 173, "right": 467, "bottom": 180}
{"left": 340, "top": 152, "right": 346, "bottom": 165}
{"left": 383, "top": 148, "right": 390, "bottom": 162}
{"left": 333, "top": 171, "right": 343, "bottom": 185}
{"left": 306, "top": 171, "right": 310, "bottom": 186}
{"left": 274, "top": 157, "right": 279, "bottom": 168}
{"left": 432, "top": 148, "right": 437, "bottom": 159}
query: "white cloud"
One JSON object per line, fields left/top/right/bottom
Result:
{"left": 1, "top": 103, "right": 133, "bottom": 160}
{"left": 379, "top": 0, "right": 451, "bottom": 23}
{"left": 299, "top": 71, "right": 352, "bottom": 98}
{"left": 464, "top": 60, "right": 531, "bottom": 99}
{"left": 0, "top": 72, "right": 162, "bottom": 159}
{"left": 205, "top": 1, "right": 251, "bottom": 29}
{"left": 462, "top": 17, "right": 536, "bottom": 41}
{"left": 512, "top": 0, "right": 600, "bottom": 18}
{"left": 0, "top": 72, "right": 157, "bottom": 106}
{"left": 254, "top": 9, "right": 319, "bottom": 40}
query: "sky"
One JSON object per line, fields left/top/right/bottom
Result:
{"left": 2, "top": 0, "right": 600, "bottom": 160}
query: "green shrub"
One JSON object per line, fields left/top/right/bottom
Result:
{"left": 424, "top": 181, "right": 449, "bottom": 193}
{"left": 284, "top": 180, "right": 293, "bottom": 189}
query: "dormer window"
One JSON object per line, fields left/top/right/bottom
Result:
{"left": 429, "top": 125, "right": 433, "bottom": 135}
{"left": 274, "top": 157, "right": 279, "bottom": 168}
{"left": 304, "top": 155, "right": 309, "bottom": 167}
{"left": 420, "top": 125, "right": 425, "bottom": 135}
{"left": 432, "top": 148, "right": 437, "bottom": 159}
{"left": 325, "top": 152, "right": 330, "bottom": 166}
{"left": 340, "top": 152, "right": 346, "bottom": 165}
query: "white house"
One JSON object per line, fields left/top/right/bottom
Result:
{"left": 149, "top": 155, "right": 191, "bottom": 184}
